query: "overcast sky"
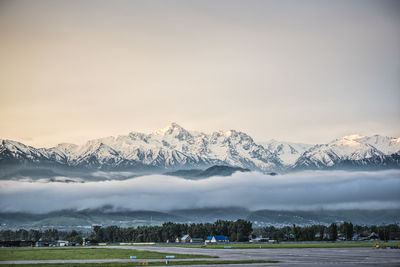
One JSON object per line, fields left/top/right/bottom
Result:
{"left": 0, "top": 0, "right": 399, "bottom": 147}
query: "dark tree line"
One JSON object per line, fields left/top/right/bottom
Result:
{"left": 0, "top": 229, "right": 82, "bottom": 243}
{"left": 1, "top": 221, "right": 399, "bottom": 243}
{"left": 0, "top": 219, "right": 252, "bottom": 243}
{"left": 252, "top": 223, "right": 399, "bottom": 242}
{"left": 91, "top": 219, "right": 253, "bottom": 243}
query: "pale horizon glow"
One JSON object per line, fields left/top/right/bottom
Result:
{"left": 0, "top": 0, "right": 399, "bottom": 147}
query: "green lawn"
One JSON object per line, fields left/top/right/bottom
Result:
{"left": 0, "top": 260, "right": 278, "bottom": 267}
{"left": 172, "top": 241, "right": 400, "bottom": 249}
{"left": 0, "top": 247, "right": 215, "bottom": 261}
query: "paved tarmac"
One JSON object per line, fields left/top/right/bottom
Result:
{"left": 1, "top": 246, "right": 400, "bottom": 266}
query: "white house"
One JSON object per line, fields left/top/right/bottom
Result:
{"left": 180, "top": 235, "right": 192, "bottom": 243}
{"left": 56, "top": 240, "right": 69, "bottom": 246}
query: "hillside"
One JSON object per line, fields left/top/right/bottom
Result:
{"left": 1, "top": 208, "right": 398, "bottom": 230}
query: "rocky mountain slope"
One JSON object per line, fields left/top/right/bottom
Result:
{"left": 261, "top": 140, "right": 313, "bottom": 166}
{"left": 294, "top": 134, "right": 400, "bottom": 169}
{"left": 1, "top": 123, "right": 399, "bottom": 177}
{"left": 164, "top": 165, "right": 251, "bottom": 179}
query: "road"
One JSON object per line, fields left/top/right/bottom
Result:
{"left": 1, "top": 246, "right": 400, "bottom": 266}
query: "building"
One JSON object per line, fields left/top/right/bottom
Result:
{"left": 57, "top": 240, "right": 69, "bottom": 246}
{"left": 250, "top": 237, "right": 268, "bottom": 243}
{"left": 180, "top": 235, "right": 191, "bottom": 243}
{"left": 368, "top": 232, "right": 379, "bottom": 240}
{"left": 206, "top": 235, "right": 229, "bottom": 243}
{"left": 36, "top": 241, "right": 57, "bottom": 247}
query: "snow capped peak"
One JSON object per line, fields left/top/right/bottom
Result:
{"left": 294, "top": 133, "right": 400, "bottom": 169}
{"left": 224, "top": 130, "right": 234, "bottom": 137}
{"left": 153, "top": 122, "right": 192, "bottom": 141}
{"left": 335, "top": 139, "right": 361, "bottom": 147}
{"left": 223, "top": 129, "right": 251, "bottom": 140}
{"left": 223, "top": 129, "right": 243, "bottom": 138}
{"left": 1, "top": 126, "right": 399, "bottom": 173}
{"left": 154, "top": 122, "right": 182, "bottom": 134}
{"left": 56, "top": 143, "right": 78, "bottom": 150}
{"left": 261, "top": 140, "right": 313, "bottom": 166}
{"left": 330, "top": 134, "right": 367, "bottom": 148}
{"left": 357, "top": 135, "right": 400, "bottom": 155}
{"left": 154, "top": 122, "right": 187, "bottom": 134}
{"left": 127, "top": 131, "right": 146, "bottom": 140}
{"left": 2, "top": 139, "right": 30, "bottom": 151}
{"left": 52, "top": 143, "right": 79, "bottom": 157}
{"left": 341, "top": 134, "right": 365, "bottom": 141}
{"left": 326, "top": 134, "right": 400, "bottom": 155}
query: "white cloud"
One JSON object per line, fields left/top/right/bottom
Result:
{"left": 0, "top": 170, "right": 399, "bottom": 213}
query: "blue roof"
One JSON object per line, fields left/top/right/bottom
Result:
{"left": 207, "top": 235, "right": 229, "bottom": 241}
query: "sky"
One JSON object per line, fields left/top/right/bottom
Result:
{"left": 0, "top": 0, "right": 399, "bottom": 147}
{"left": 1, "top": 170, "right": 399, "bottom": 213}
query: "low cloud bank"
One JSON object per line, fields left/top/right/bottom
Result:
{"left": 0, "top": 170, "right": 399, "bottom": 213}
{"left": 90, "top": 171, "right": 137, "bottom": 179}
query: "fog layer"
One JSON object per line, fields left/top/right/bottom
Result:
{"left": 0, "top": 170, "right": 399, "bottom": 213}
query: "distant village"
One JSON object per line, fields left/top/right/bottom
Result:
{"left": 1, "top": 220, "right": 399, "bottom": 247}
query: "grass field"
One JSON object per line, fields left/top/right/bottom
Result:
{"left": 0, "top": 247, "right": 215, "bottom": 261}
{"left": 172, "top": 241, "right": 400, "bottom": 249}
{"left": 0, "top": 260, "right": 278, "bottom": 267}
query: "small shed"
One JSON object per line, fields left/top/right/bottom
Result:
{"left": 57, "top": 240, "right": 69, "bottom": 246}
{"left": 368, "top": 232, "right": 379, "bottom": 240}
{"left": 181, "top": 235, "right": 192, "bottom": 243}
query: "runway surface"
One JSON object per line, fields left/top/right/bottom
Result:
{"left": 1, "top": 246, "right": 400, "bottom": 266}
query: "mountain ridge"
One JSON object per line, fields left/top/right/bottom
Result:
{"left": 164, "top": 165, "right": 251, "bottom": 179}
{"left": 1, "top": 123, "right": 399, "bottom": 176}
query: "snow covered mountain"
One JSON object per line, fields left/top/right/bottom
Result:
{"left": 1, "top": 124, "right": 399, "bottom": 176}
{"left": 261, "top": 140, "right": 313, "bottom": 166}
{"left": 294, "top": 134, "right": 400, "bottom": 169}
{"left": 0, "top": 123, "right": 281, "bottom": 174}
